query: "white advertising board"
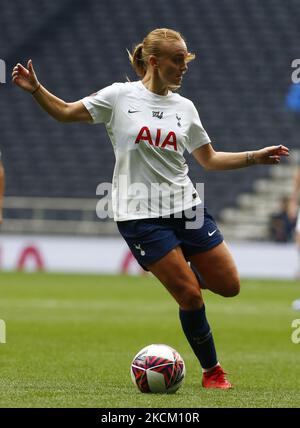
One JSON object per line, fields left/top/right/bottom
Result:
{"left": 0, "top": 235, "right": 297, "bottom": 278}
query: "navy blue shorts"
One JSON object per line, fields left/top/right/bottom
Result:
{"left": 117, "top": 207, "right": 223, "bottom": 270}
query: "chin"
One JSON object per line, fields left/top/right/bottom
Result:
{"left": 168, "top": 83, "right": 182, "bottom": 91}
{"left": 168, "top": 79, "right": 182, "bottom": 91}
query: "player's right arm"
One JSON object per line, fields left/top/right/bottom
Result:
{"left": 12, "top": 60, "right": 92, "bottom": 123}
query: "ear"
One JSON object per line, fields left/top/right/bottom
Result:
{"left": 149, "top": 55, "right": 159, "bottom": 69}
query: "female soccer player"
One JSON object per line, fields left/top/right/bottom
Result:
{"left": 12, "top": 28, "right": 289, "bottom": 389}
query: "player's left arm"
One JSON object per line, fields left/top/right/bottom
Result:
{"left": 192, "top": 143, "right": 289, "bottom": 171}
{"left": 0, "top": 161, "right": 5, "bottom": 224}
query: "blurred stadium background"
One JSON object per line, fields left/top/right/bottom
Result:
{"left": 1, "top": 0, "right": 300, "bottom": 409}
{"left": 1, "top": 0, "right": 300, "bottom": 276}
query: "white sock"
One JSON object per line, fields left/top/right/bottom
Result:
{"left": 202, "top": 362, "right": 220, "bottom": 373}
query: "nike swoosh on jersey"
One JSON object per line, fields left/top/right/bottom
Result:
{"left": 208, "top": 229, "right": 217, "bottom": 237}
{"left": 128, "top": 109, "right": 141, "bottom": 113}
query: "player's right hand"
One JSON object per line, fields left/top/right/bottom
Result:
{"left": 12, "top": 60, "right": 40, "bottom": 93}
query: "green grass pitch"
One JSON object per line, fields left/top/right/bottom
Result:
{"left": 0, "top": 272, "right": 300, "bottom": 408}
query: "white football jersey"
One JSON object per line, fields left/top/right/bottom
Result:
{"left": 81, "top": 81, "right": 210, "bottom": 221}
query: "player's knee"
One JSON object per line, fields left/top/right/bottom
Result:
{"left": 221, "top": 280, "right": 240, "bottom": 298}
{"left": 164, "top": 271, "right": 203, "bottom": 309}
{"left": 176, "top": 285, "right": 203, "bottom": 310}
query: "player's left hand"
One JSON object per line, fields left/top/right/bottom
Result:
{"left": 255, "top": 145, "right": 289, "bottom": 165}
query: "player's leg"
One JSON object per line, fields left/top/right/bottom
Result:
{"left": 179, "top": 242, "right": 237, "bottom": 388}
{"left": 179, "top": 207, "right": 240, "bottom": 297}
{"left": 188, "top": 241, "right": 240, "bottom": 298}
{"left": 147, "top": 246, "right": 231, "bottom": 389}
{"left": 147, "top": 245, "right": 203, "bottom": 310}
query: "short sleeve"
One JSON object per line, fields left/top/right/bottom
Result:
{"left": 185, "top": 102, "right": 211, "bottom": 153}
{"left": 81, "top": 82, "right": 123, "bottom": 124}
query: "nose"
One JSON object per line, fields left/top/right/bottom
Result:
{"left": 181, "top": 62, "right": 188, "bottom": 74}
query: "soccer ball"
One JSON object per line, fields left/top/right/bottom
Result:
{"left": 130, "top": 344, "right": 185, "bottom": 393}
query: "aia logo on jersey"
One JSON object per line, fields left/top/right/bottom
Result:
{"left": 135, "top": 126, "right": 177, "bottom": 151}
